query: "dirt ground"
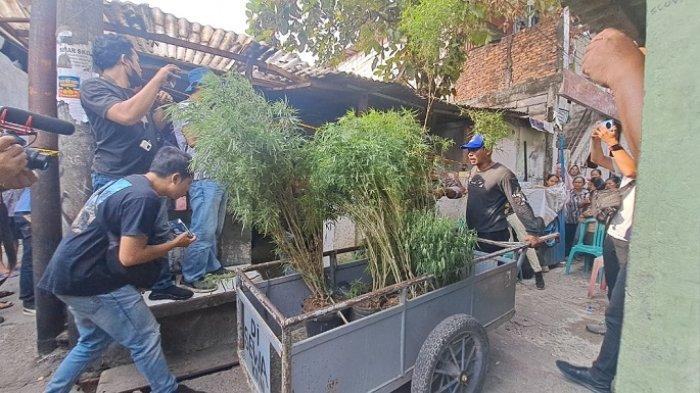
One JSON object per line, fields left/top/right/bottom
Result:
{"left": 0, "top": 264, "right": 607, "bottom": 393}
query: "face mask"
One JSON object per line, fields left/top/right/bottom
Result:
{"left": 125, "top": 58, "right": 144, "bottom": 88}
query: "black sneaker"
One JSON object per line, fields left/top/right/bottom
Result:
{"left": 535, "top": 271, "right": 545, "bottom": 290}
{"left": 182, "top": 279, "right": 218, "bottom": 293}
{"left": 148, "top": 285, "right": 194, "bottom": 301}
{"left": 22, "top": 301, "right": 36, "bottom": 315}
{"left": 175, "top": 384, "right": 206, "bottom": 393}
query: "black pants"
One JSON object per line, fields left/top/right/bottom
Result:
{"left": 591, "top": 236, "right": 629, "bottom": 385}
{"left": 602, "top": 235, "right": 622, "bottom": 300}
{"left": 565, "top": 223, "right": 578, "bottom": 257}
{"left": 476, "top": 229, "right": 510, "bottom": 254}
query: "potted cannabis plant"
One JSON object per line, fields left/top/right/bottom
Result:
{"left": 311, "top": 110, "right": 471, "bottom": 317}
{"left": 168, "top": 73, "right": 331, "bottom": 313}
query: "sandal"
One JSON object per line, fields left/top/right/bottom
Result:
{"left": 0, "top": 301, "right": 13, "bottom": 310}
{"left": 0, "top": 290, "right": 14, "bottom": 299}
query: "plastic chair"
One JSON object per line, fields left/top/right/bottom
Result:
{"left": 564, "top": 218, "right": 606, "bottom": 274}
{"left": 587, "top": 256, "right": 607, "bottom": 298}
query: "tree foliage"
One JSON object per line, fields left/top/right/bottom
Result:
{"left": 247, "top": 0, "right": 560, "bottom": 100}
{"left": 466, "top": 109, "right": 512, "bottom": 149}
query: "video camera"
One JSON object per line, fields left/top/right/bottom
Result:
{"left": 0, "top": 106, "right": 75, "bottom": 170}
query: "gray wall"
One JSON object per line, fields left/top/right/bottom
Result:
{"left": 0, "top": 51, "right": 27, "bottom": 110}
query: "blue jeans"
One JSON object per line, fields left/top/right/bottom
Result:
{"left": 182, "top": 179, "right": 226, "bottom": 282}
{"left": 44, "top": 286, "right": 177, "bottom": 393}
{"left": 14, "top": 215, "right": 33, "bottom": 305}
{"left": 91, "top": 173, "right": 174, "bottom": 291}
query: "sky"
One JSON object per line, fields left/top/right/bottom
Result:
{"left": 131, "top": 0, "right": 249, "bottom": 35}
{"left": 129, "top": 0, "right": 318, "bottom": 64}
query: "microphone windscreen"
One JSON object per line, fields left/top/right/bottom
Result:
{"left": 0, "top": 106, "right": 75, "bottom": 135}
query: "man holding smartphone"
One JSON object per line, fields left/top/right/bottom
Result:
{"left": 39, "top": 147, "right": 202, "bottom": 393}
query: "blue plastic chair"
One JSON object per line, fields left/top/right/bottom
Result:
{"left": 565, "top": 218, "right": 606, "bottom": 274}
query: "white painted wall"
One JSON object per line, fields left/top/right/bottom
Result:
{"left": 493, "top": 125, "right": 549, "bottom": 184}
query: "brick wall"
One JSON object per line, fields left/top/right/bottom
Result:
{"left": 454, "top": 17, "right": 561, "bottom": 111}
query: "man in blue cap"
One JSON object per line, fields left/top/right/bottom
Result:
{"left": 444, "top": 133, "right": 546, "bottom": 289}
{"left": 172, "top": 68, "right": 229, "bottom": 292}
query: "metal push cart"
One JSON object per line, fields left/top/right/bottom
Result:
{"left": 234, "top": 236, "right": 554, "bottom": 393}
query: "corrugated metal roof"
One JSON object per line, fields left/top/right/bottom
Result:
{"left": 0, "top": 0, "right": 335, "bottom": 82}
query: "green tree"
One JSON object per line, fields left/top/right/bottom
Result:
{"left": 247, "top": 0, "right": 559, "bottom": 123}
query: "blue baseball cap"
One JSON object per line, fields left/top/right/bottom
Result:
{"left": 460, "top": 133, "right": 485, "bottom": 150}
{"left": 185, "top": 67, "right": 210, "bottom": 93}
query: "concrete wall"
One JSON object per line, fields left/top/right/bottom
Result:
{"left": 491, "top": 122, "right": 549, "bottom": 184}
{"left": 0, "top": 51, "right": 28, "bottom": 109}
{"left": 616, "top": 1, "right": 700, "bottom": 392}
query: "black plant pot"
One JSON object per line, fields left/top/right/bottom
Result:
{"left": 304, "top": 311, "right": 347, "bottom": 337}
{"left": 350, "top": 303, "right": 380, "bottom": 321}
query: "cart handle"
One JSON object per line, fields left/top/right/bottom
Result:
{"left": 475, "top": 232, "right": 560, "bottom": 248}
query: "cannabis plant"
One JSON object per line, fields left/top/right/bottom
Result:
{"left": 310, "top": 110, "right": 448, "bottom": 291}
{"left": 168, "top": 73, "right": 330, "bottom": 300}
{"left": 402, "top": 211, "right": 477, "bottom": 288}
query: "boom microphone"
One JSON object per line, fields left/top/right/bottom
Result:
{"left": 0, "top": 106, "right": 75, "bottom": 135}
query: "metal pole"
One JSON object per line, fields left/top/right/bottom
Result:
{"left": 28, "top": 0, "right": 65, "bottom": 355}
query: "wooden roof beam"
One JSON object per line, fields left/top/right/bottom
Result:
{"left": 104, "top": 22, "right": 306, "bottom": 84}
{"left": 0, "top": 17, "right": 29, "bottom": 23}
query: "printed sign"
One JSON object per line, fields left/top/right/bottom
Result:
{"left": 243, "top": 308, "right": 272, "bottom": 393}
{"left": 56, "top": 30, "right": 96, "bottom": 122}
{"left": 58, "top": 75, "right": 81, "bottom": 99}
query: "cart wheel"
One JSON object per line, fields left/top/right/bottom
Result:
{"left": 411, "top": 314, "right": 489, "bottom": 393}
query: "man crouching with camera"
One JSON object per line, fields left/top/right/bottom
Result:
{"left": 39, "top": 147, "right": 202, "bottom": 393}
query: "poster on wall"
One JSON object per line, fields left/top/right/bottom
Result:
{"left": 56, "top": 30, "right": 96, "bottom": 122}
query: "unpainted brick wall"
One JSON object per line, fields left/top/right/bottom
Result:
{"left": 455, "top": 17, "right": 560, "bottom": 106}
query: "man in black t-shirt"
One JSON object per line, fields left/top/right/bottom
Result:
{"left": 81, "top": 34, "right": 191, "bottom": 300}
{"left": 81, "top": 34, "right": 178, "bottom": 188}
{"left": 443, "top": 133, "right": 546, "bottom": 289}
{"left": 40, "top": 147, "right": 202, "bottom": 393}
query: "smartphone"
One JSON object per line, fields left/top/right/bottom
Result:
{"left": 169, "top": 219, "right": 193, "bottom": 237}
{"left": 603, "top": 119, "right": 616, "bottom": 129}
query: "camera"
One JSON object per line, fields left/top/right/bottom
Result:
{"left": 0, "top": 106, "right": 75, "bottom": 170}
{"left": 603, "top": 119, "right": 616, "bottom": 130}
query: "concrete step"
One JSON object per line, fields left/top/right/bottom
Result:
{"left": 96, "top": 344, "right": 239, "bottom": 393}
{"left": 99, "top": 277, "right": 239, "bottom": 369}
